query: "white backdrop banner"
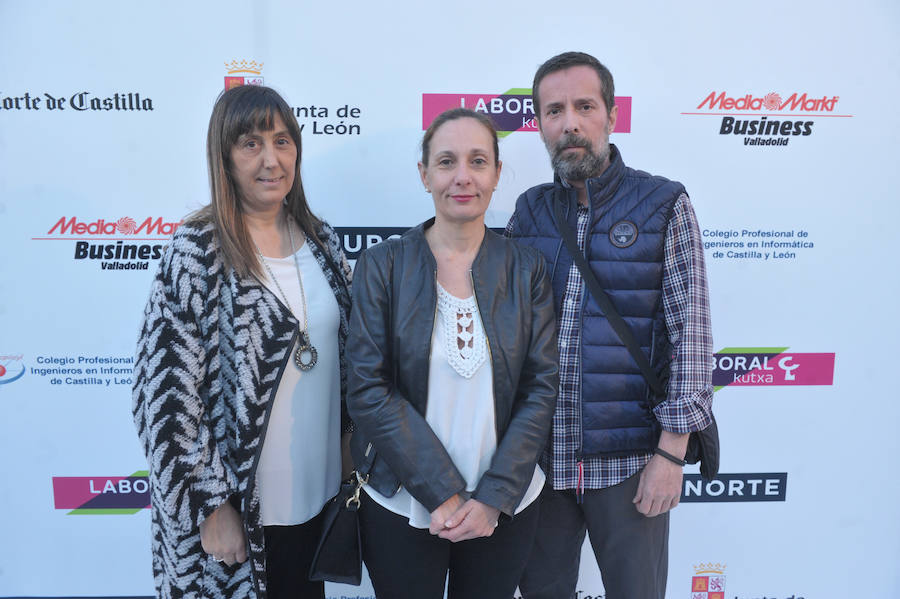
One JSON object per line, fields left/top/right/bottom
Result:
{"left": 2, "top": 1, "right": 899, "bottom": 598}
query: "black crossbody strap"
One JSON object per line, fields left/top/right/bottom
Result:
{"left": 553, "top": 194, "right": 666, "bottom": 404}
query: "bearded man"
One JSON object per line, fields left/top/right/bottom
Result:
{"left": 506, "top": 51, "right": 714, "bottom": 599}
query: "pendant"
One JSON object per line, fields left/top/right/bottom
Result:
{"left": 295, "top": 331, "right": 318, "bottom": 371}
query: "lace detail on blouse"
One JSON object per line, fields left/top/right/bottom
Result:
{"left": 436, "top": 283, "right": 487, "bottom": 379}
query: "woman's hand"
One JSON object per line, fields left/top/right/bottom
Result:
{"left": 199, "top": 500, "right": 248, "bottom": 566}
{"left": 437, "top": 499, "right": 500, "bottom": 542}
{"left": 428, "top": 493, "right": 464, "bottom": 535}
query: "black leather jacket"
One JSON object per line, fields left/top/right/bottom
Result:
{"left": 347, "top": 219, "right": 558, "bottom": 516}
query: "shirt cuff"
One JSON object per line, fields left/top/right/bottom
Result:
{"left": 652, "top": 385, "right": 713, "bottom": 434}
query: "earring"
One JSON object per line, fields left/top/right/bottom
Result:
{"left": 425, "top": 188, "right": 431, "bottom": 193}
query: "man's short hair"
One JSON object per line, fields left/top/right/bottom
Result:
{"left": 532, "top": 51, "right": 615, "bottom": 119}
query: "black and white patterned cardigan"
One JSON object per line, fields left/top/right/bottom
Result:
{"left": 132, "top": 218, "right": 352, "bottom": 599}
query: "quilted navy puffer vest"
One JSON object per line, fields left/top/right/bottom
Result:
{"left": 511, "top": 145, "right": 683, "bottom": 457}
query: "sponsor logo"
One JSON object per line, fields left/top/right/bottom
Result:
{"left": 682, "top": 89, "right": 852, "bottom": 147}
{"left": 334, "top": 227, "right": 407, "bottom": 261}
{"left": 516, "top": 592, "right": 603, "bottom": 599}
{"left": 225, "top": 59, "right": 264, "bottom": 90}
{"left": 29, "top": 354, "right": 134, "bottom": 386}
{"left": 0, "top": 354, "right": 25, "bottom": 385}
{"left": 422, "top": 91, "right": 632, "bottom": 137}
{"left": 702, "top": 228, "right": 814, "bottom": 261}
{"left": 681, "top": 473, "right": 787, "bottom": 503}
{"left": 32, "top": 216, "right": 181, "bottom": 272}
{"left": 52, "top": 472, "right": 150, "bottom": 514}
{"left": 609, "top": 220, "right": 637, "bottom": 248}
{"left": 45, "top": 216, "right": 180, "bottom": 237}
{"left": 734, "top": 594, "right": 807, "bottom": 599}
{"left": 293, "top": 103, "right": 362, "bottom": 135}
{"left": 222, "top": 60, "right": 365, "bottom": 136}
{"left": 691, "top": 563, "right": 807, "bottom": 599}
{"left": 696, "top": 91, "right": 840, "bottom": 113}
{"left": 0, "top": 91, "right": 153, "bottom": 112}
{"left": 334, "top": 226, "right": 505, "bottom": 261}
{"left": 713, "top": 347, "right": 835, "bottom": 390}
{"left": 692, "top": 562, "right": 726, "bottom": 599}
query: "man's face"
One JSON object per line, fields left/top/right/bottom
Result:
{"left": 536, "top": 65, "right": 618, "bottom": 182}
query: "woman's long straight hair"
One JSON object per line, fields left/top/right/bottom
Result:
{"left": 191, "top": 84, "right": 321, "bottom": 279}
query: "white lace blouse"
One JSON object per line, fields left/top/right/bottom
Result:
{"left": 364, "top": 283, "right": 544, "bottom": 527}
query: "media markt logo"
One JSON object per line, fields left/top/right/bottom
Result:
{"left": 422, "top": 91, "right": 632, "bottom": 137}
{"left": 682, "top": 90, "right": 852, "bottom": 147}
{"left": 52, "top": 472, "right": 150, "bottom": 514}
{"left": 0, "top": 354, "right": 25, "bottom": 385}
{"left": 225, "top": 59, "right": 264, "bottom": 90}
{"left": 692, "top": 562, "right": 726, "bottom": 599}
{"left": 32, "top": 215, "right": 181, "bottom": 272}
{"left": 713, "top": 347, "right": 835, "bottom": 390}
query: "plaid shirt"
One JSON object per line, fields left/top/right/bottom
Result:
{"left": 506, "top": 193, "right": 713, "bottom": 489}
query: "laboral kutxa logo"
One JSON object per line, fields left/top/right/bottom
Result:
{"left": 682, "top": 90, "right": 852, "bottom": 147}
{"left": 0, "top": 354, "right": 26, "bottom": 385}
{"left": 422, "top": 91, "right": 632, "bottom": 137}
{"left": 225, "top": 59, "right": 264, "bottom": 90}
{"left": 692, "top": 562, "right": 726, "bottom": 599}
{"left": 713, "top": 347, "right": 835, "bottom": 390}
{"left": 33, "top": 215, "right": 181, "bottom": 271}
{"left": 52, "top": 472, "right": 150, "bottom": 514}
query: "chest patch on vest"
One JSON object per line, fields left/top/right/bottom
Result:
{"left": 609, "top": 220, "right": 638, "bottom": 248}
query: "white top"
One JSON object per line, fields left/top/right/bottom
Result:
{"left": 256, "top": 240, "right": 342, "bottom": 526}
{"left": 365, "top": 283, "right": 544, "bottom": 528}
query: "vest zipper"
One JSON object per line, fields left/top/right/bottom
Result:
{"left": 575, "top": 183, "right": 590, "bottom": 503}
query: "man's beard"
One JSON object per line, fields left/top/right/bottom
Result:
{"left": 547, "top": 133, "right": 610, "bottom": 182}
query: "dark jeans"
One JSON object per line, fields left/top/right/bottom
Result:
{"left": 360, "top": 491, "right": 540, "bottom": 599}
{"left": 263, "top": 508, "right": 327, "bottom": 599}
{"left": 518, "top": 473, "right": 669, "bottom": 599}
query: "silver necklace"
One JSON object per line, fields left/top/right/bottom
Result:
{"left": 255, "top": 221, "right": 318, "bottom": 371}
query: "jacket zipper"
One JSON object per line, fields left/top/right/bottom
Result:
{"left": 430, "top": 270, "right": 439, "bottom": 355}
{"left": 469, "top": 269, "right": 498, "bottom": 439}
{"left": 426, "top": 269, "right": 439, "bottom": 400}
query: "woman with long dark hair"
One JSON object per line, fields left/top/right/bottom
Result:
{"left": 133, "top": 84, "right": 352, "bottom": 599}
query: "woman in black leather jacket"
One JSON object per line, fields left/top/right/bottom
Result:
{"left": 346, "top": 108, "right": 559, "bottom": 598}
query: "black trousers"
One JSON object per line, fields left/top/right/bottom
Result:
{"left": 518, "top": 474, "right": 669, "bottom": 599}
{"left": 359, "top": 491, "right": 540, "bottom": 599}
{"left": 263, "top": 508, "right": 326, "bottom": 599}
